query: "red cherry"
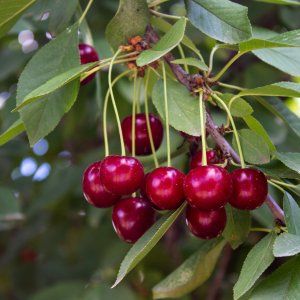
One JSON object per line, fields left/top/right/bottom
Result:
{"left": 146, "top": 167, "right": 185, "bottom": 210}
{"left": 186, "top": 205, "right": 227, "bottom": 239}
{"left": 184, "top": 165, "right": 232, "bottom": 210}
{"left": 112, "top": 197, "right": 156, "bottom": 243}
{"left": 20, "top": 248, "right": 37, "bottom": 263}
{"left": 121, "top": 113, "right": 163, "bottom": 155}
{"left": 190, "top": 150, "right": 223, "bottom": 169}
{"left": 229, "top": 168, "right": 268, "bottom": 210}
{"left": 100, "top": 155, "right": 144, "bottom": 195}
{"left": 79, "top": 43, "right": 99, "bottom": 85}
{"left": 140, "top": 173, "right": 148, "bottom": 198}
{"left": 82, "top": 161, "right": 120, "bottom": 208}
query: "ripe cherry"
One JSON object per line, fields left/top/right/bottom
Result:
{"left": 100, "top": 155, "right": 144, "bottom": 195}
{"left": 82, "top": 161, "right": 120, "bottom": 208}
{"left": 78, "top": 43, "right": 99, "bottom": 85}
{"left": 190, "top": 149, "right": 223, "bottom": 169}
{"left": 146, "top": 167, "right": 185, "bottom": 210}
{"left": 229, "top": 168, "right": 268, "bottom": 210}
{"left": 186, "top": 205, "right": 227, "bottom": 239}
{"left": 112, "top": 197, "right": 156, "bottom": 243}
{"left": 121, "top": 113, "right": 163, "bottom": 155}
{"left": 184, "top": 165, "right": 232, "bottom": 210}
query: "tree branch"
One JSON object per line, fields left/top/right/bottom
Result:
{"left": 145, "top": 25, "right": 285, "bottom": 224}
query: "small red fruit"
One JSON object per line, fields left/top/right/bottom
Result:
{"left": 79, "top": 43, "right": 99, "bottom": 85}
{"left": 100, "top": 155, "right": 144, "bottom": 195}
{"left": 146, "top": 167, "right": 185, "bottom": 210}
{"left": 112, "top": 197, "right": 156, "bottom": 243}
{"left": 229, "top": 168, "right": 268, "bottom": 210}
{"left": 184, "top": 165, "right": 232, "bottom": 210}
{"left": 190, "top": 150, "right": 222, "bottom": 169}
{"left": 121, "top": 113, "right": 163, "bottom": 155}
{"left": 186, "top": 205, "right": 227, "bottom": 239}
{"left": 82, "top": 161, "right": 120, "bottom": 208}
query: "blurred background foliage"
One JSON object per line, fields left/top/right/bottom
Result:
{"left": 0, "top": 0, "right": 299, "bottom": 299}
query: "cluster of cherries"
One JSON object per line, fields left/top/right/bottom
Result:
{"left": 82, "top": 112, "right": 268, "bottom": 243}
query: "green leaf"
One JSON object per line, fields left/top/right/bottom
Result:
{"left": 185, "top": 0, "right": 252, "bottom": 44}
{"left": 112, "top": 203, "right": 186, "bottom": 288}
{"left": 0, "top": 119, "right": 25, "bottom": 146}
{"left": 16, "top": 23, "right": 80, "bottom": 145}
{"left": 255, "top": 0, "right": 300, "bottom": 5}
{"left": 14, "top": 63, "right": 97, "bottom": 111}
{"left": 171, "top": 57, "right": 208, "bottom": 71}
{"left": 254, "top": 96, "right": 300, "bottom": 137}
{"left": 152, "top": 79, "right": 201, "bottom": 136}
{"left": 250, "top": 256, "right": 300, "bottom": 300}
{"left": 223, "top": 206, "right": 251, "bottom": 249}
{"left": 243, "top": 115, "right": 276, "bottom": 154}
{"left": 232, "top": 129, "right": 270, "bottom": 165}
{"left": 276, "top": 152, "right": 300, "bottom": 174}
{"left": 137, "top": 18, "right": 186, "bottom": 66}
{"left": 273, "top": 233, "right": 300, "bottom": 257}
{"left": 283, "top": 192, "right": 300, "bottom": 235}
{"left": 152, "top": 239, "right": 226, "bottom": 299}
{"left": 233, "top": 233, "right": 276, "bottom": 300}
{"left": 0, "top": 187, "right": 22, "bottom": 221}
{"left": 0, "top": 0, "right": 37, "bottom": 38}
{"left": 219, "top": 93, "right": 253, "bottom": 117}
{"left": 105, "top": 0, "right": 149, "bottom": 50}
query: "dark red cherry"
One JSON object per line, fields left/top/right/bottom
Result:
{"left": 79, "top": 43, "right": 99, "bottom": 85}
{"left": 121, "top": 113, "right": 163, "bottom": 155}
{"left": 190, "top": 150, "right": 222, "bottom": 169}
{"left": 184, "top": 165, "right": 232, "bottom": 210}
{"left": 100, "top": 155, "right": 144, "bottom": 195}
{"left": 82, "top": 161, "right": 120, "bottom": 208}
{"left": 112, "top": 197, "right": 156, "bottom": 243}
{"left": 146, "top": 167, "right": 185, "bottom": 210}
{"left": 20, "top": 248, "right": 38, "bottom": 263}
{"left": 186, "top": 205, "right": 227, "bottom": 239}
{"left": 229, "top": 168, "right": 268, "bottom": 210}
{"left": 140, "top": 173, "right": 149, "bottom": 198}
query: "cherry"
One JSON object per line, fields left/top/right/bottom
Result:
{"left": 112, "top": 197, "right": 156, "bottom": 243}
{"left": 20, "top": 248, "right": 38, "bottom": 263}
{"left": 186, "top": 205, "right": 227, "bottom": 239}
{"left": 82, "top": 161, "right": 120, "bottom": 208}
{"left": 121, "top": 113, "right": 163, "bottom": 155}
{"left": 190, "top": 149, "right": 223, "bottom": 169}
{"left": 100, "top": 155, "right": 144, "bottom": 195}
{"left": 78, "top": 43, "right": 99, "bottom": 85}
{"left": 229, "top": 168, "right": 268, "bottom": 210}
{"left": 146, "top": 167, "right": 185, "bottom": 210}
{"left": 184, "top": 165, "right": 232, "bottom": 210}
{"left": 140, "top": 173, "right": 149, "bottom": 199}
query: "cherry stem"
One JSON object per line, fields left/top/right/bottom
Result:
{"left": 144, "top": 70, "right": 159, "bottom": 168}
{"left": 79, "top": 0, "right": 95, "bottom": 24}
{"left": 131, "top": 70, "right": 138, "bottom": 158}
{"left": 108, "top": 48, "right": 126, "bottom": 156}
{"left": 212, "top": 93, "right": 246, "bottom": 169}
{"left": 268, "top": 180, "right": 286, "bottom": 193}
{"left": 178, "top": 44, "right": 189, "bottom": 73}
{"left": 148, "top": 0, "right": 169, "bottom": 8}
{"left": 103, "top": 70, "right": 132, "bottom": 156}
{"left": 250, "top": 227, "right": 272, "bottom": 233}
{"left": 199, "top": 91, "right": 207, "bottom": 166}
{"left": 270, "top": 179, "right": 300, "bottom": 190}
{"left": 149, "top": 9, "right": 187, "bottom": 20}
{"left": 162, "top": 62, "right": 171, "bottom": 167}
{"left": 136, "top": 78, "right": 142, "bottom": 113}
{"left": 218, "top": 82, "right": 245, "bottom": 91}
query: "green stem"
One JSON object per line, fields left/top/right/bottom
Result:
{"left": 108, "top": 48, "right": 126, "bottom": 156}
{"left": 209, "top": 52, "right": 244, "bottom": 82}
{"left": 149, "top": 9, "right": 187, "bottom": 20}
{"left": 268, "top": 180, "right": 285, "bottom": 193}
{"left": 250, "top": 227, "right": 272, "bottom": 233}
{"left": 103, "top": 70, "right": 132, "bottom": 156}
{"left": 136, "top": 78, "right": 142, "bottom": 113}
{"left": 218, "top": 82, "right": 245, "bottom": 91}
{"left": 178, "top": 44, "right": 189, "bottom": 73}
{"left": 207, "top": 45, "right": 219, "bottom": 76}
{"left": 79, "top": 0, "right": 95, "bottom": 24}
{"left": 162, "top": 62, "right": 171, "bottom": 167}
{"left": 199, "top": 91, "right": 207, "bottom": 166}
{"left": 144, "top": 70, "right": 159, "bottom": 168}
{"left": 270, "top": 179, "right": 300, "bottom": 190}
{"left": 212, "top": 93, "right": 246, "bottom": 168}
{"left": 131, "top": 70, "right": 138, "bottom": 157}
{"left": 148, "top": 0, "right": 170, "bottom": 8}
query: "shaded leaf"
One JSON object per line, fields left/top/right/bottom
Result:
{"left": 0, "top": 119, "right": 25, "bottom": 146}
{"left": 273, "top": 233, "right": 300, "bottom": 257}
{"left": 283, "top": 192, "right": 300, "bottom": 235}
{"left": 0, "top": 187, "right": 22, "bottom": 221}
{"left": 276, "top": 152, "right": 300, "bottom": 174}
{"left": 220, "top": 93, "right": 253, "bottom": 117}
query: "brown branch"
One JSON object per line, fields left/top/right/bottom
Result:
{"left": 145, "top": 25, "right": 285, "bottom": 224}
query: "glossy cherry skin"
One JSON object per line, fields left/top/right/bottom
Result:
{"left": 121, "top": 113, "right": 163, "bottom": 155}
{"left": 146, "top": 167, "right": 185, "bottom": 210}
{"left": 186, "top": 205, "right": 227, "bottom": 239}
{"left": 82, "top": 161, "right": 120, "bottom": 208}
{"left": 229, "top": 168, "right": 268, "bottom": 210}
{"left": 112, "top": 197, "right": 156, "bottom": 243}
{"left": 78, "top": 43, "right": 99, "bottom": 85}
{"left": 100, "top": 155, "right": 144, "bottom": 195}
{"left": 184, "top": 165, "right": 232, "bottom": 210}
{"left": 190, "top": 150, "right": 222, "bottom": 169}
